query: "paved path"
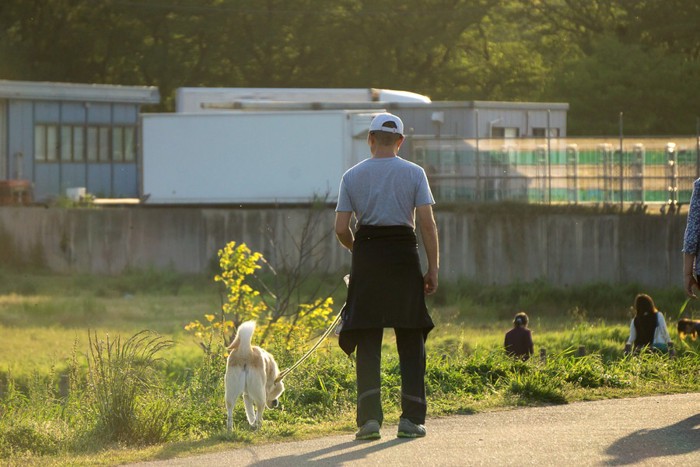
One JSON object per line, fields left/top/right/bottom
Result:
{"left": 131, "top": 393, "right": 699, "bottom": 466}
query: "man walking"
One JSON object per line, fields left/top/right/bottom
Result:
{"left": 334, "top": 112, "right": 439, "bottom": 440}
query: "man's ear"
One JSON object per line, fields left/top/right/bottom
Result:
{"left": 396, "top": 135, "right": 405, "bottom": 149}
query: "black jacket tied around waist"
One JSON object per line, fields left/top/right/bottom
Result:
{"left": 338, "top": 225, "right": 434, "bottom": 355}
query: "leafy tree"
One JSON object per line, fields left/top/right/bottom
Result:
{"left": 1, "top": 0, "right": 698, "bottom": 134}
{"left": 619, "top": 0, "right": 700, "bottom": 59}
{"left": 548, "top": 34, "right": 699, "bottom": 135}
{"left": 185, "top": 241, "right": 335, "bottom": 353}
{"left": 512, "top": 0, "right": 626, "bottom": 54}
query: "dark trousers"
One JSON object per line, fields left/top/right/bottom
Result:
{"left": 355, "top": 327, "right": 427, "bottom": 427}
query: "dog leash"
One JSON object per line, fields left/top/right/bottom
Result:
{"left": 274, "top": 310, "right": 342, "bottom": 384}
{"left": 274, "top": 275, "right": 349, "bottom": 384}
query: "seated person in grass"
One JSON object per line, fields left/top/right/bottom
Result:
{"left": 677, "top": 318, "right": 700, "bottom": 340}
{"left": 627, "top": 293, "right": 672, "bottom": 353}
{"left": 504, "top": 312, "right": 534, "bottom": 361}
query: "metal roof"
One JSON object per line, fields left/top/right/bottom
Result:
{"left": 198, "top": 100, "right": 569, "bottom": 112}
{"left": 0, "top": 80, "right": 160, "bottom": 104}
{"left": 469, "top": 100, "right": 569, "bottom": 110}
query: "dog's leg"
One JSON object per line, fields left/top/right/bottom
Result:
{"left": 226, "top": 403, "right": 234, "bottom": 432}
{"left": 225, "top": 368, "right": 245, "bottom": 432}
{"left": 243, "top": 393, "right": 259, "bottom": 429}
{"left": 253, "top": 399, "right": 265, "bottom": 430}
{"left": 246, "top": 374, "right": 267, "bottom": 430}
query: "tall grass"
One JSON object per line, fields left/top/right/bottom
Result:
{"left": 1, "top": 325, "right": 698, "bottom": 463}
{"left": 0, "top": 269, "right": 699, "bottom": 464}
{"left": 86, "top": 330, "right": 175, "bottom": 445}
{"left": 430, "top": 278, "right": 698, "bottom": 323}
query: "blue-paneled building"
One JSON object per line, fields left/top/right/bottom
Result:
{"left": 0, "top": 80, "right": 159, "bottom": 201}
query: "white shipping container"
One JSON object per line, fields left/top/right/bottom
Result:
{"left": 141, "top": 110, "right": 378, "bottom": 204}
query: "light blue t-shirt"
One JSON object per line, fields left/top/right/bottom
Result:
{"left": 335, "top": 156, "right": 434, "bottom": 228}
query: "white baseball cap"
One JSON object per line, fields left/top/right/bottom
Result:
{"left": 369, "top": 112, "right": 404, "bottom": 136}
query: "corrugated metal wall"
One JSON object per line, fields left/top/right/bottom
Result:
{"left": 7, "top": 99, "right": 141, "bottom": 201}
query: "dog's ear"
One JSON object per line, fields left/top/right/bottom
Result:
{"left": 265, "top": 357, "right": 277, "bottom": 386}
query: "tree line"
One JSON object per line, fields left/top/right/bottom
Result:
{"left": 1, "top": 0, "right": 698, "bottom": 135}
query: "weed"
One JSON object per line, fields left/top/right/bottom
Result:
{"left": 86, "top": 330, "right": 174, "bottom": 445}
{"left": 508, "top": 371, "right": 567, "bottom": 404}
{"left": 0, "top": 423, "right": 61, "bottom": 457}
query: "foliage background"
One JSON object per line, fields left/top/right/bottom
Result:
{"left": 1, "top": 0, "right": 698, "bottom": 135}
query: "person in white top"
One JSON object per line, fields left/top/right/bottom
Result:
{"left": 626, "top": 293, "right": 672, "bottom": 353}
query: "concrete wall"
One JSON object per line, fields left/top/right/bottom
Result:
{"left": 0, "top": 206, "right": 687, "bottom": 287}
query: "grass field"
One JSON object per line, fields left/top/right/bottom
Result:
{"left": 0, "top": 268, "right": 699, "bottom": 465}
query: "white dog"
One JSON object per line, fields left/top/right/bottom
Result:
{"left": 225, "top": 320, "right": 285, "bottom": 431}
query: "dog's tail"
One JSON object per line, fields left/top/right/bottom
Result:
{"left": 228, "top": 320, "right": 256, "bottom": 353}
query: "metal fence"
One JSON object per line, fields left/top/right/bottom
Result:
{"left": 411, "top": 137, "right": 700, "bottom": 207}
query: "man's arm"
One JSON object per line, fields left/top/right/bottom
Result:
{"left": 335, "top": 211, "right": 354, "bottom": 251}
{"left": 416, "top": 204, "right": 439, "bottom": 295}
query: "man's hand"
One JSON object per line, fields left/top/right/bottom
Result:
{"left": 685, "top": 274, "right": 698, "bottom": 298}
{"left": 416, "top": 204, "right": 439, "bottom": 296}
{"left": 424, "top": 268, "right": 438, "bottom": 295}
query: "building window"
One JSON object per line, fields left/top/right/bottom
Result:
{"left": 112, "top": 127, "right": 124, "bottom": 161}
{"left": 59, "top": 125, "right": 88, "bottom": 162}
{"left": 87, "top": 126, "right": 111, "bottom": 162}
{"left": 47, "top": 125, "right": 58, "bottom": 161}
{"left": 35, "top": 125, "right": 46, "bottom": 162}
{"left": 60, "top": 126, "right": 72, "bottom": 161}
{"left": 73, "top": 126, "right": 85, "bottom": 162}
{"left": 87, "top": 127, "right": 98, "bottom": 162}
{"left": 492, "top": 127, "right": 520, "bottom": 138}
{"left": 35, "top": 124, "right": 136, "bottom": 163}
{"left": 34, "top": 124, "right": 59, "bottom": 162}
{"left": 111, "top": 126, "right": 136, "bottom": 162}
{"left": 37, "top": 124, "right": 85, "bottom": 162}
{"left": 533, "top": 127, "right": 560, "bottom": 138}
{"left": 124, "top": 127, "right": 135, "bottom": 162}
{"left": 99, "top": 127, "right": 110, "bottom": 162}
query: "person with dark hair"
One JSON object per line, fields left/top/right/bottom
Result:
{"left": 626, "top": 293, "right": 671, "bottom": 353}
{"left": 334, "top": 112, "right": 439, "bottom": 441}
{"left": 504, "top": 312, "right": 534, "bottom": 360}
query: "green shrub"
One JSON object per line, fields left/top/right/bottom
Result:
{"left": 0, "top": 423, "right": 61, "bottom": 457}
{"left": 86, "top": 330, "right": 174, "bottom": 445}
{"left": 508, "top": 370, "right": 567, "bottom": 404}
{"left": 562, "top": 355, "right": 607, "bottom": 388}
{"left": 170, "top": 354, "right": 227, "bottom": 437}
